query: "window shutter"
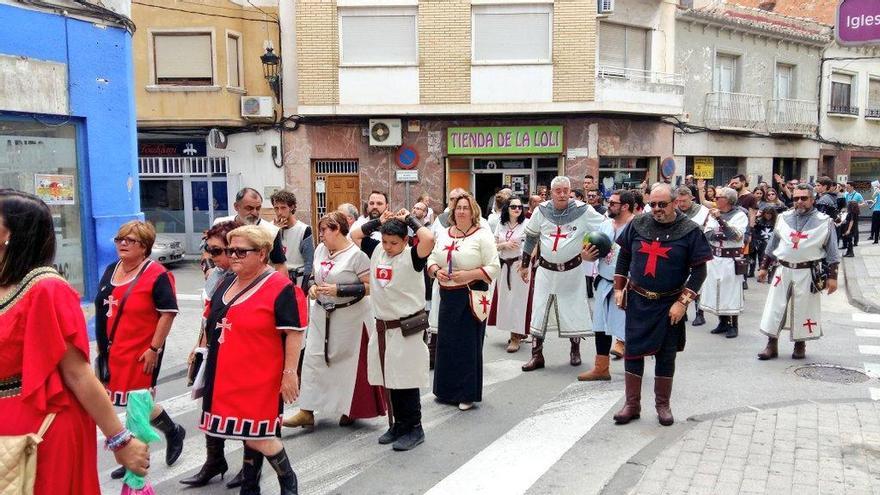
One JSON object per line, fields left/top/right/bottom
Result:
{"left": 598, "top": 22, "right": 626, "bottom": 69}
{"left": 473, "top": 10, "right": 551, "bottom": 62}
{"left": 340, "top": 14, "right": 417, "bottom": 65}
{"left": 227, "top": 36, "right": 240, "bottom": 88}
{"left": 154, "top": 34, "right": 213, "bottom": 81}
{"left": 625, "top": 27, "right": 647, "bottom": 71}
{"left": 869, "top": 79, "right": 880, "bottom": 107}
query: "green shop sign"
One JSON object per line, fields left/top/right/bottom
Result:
{"left": 447, "top": 126, "right": 563, "bottom": 155}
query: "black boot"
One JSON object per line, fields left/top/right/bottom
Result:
{"left": 151, "top": 408, "right": 186, "bottom": 466}
{"left": 692, "top": 309, "right": 706, "bottom": 326}
{"left": 378, "top": 423, "right": 402, "bottom": 445}
{"left": 710, "top": 316, "right": 729, "bottom": 334}
{"left": 393, "top": 424, "right": 425, "bottom": 451}
{"left": 180, "top": 436, "right": 228, "bottom": 486}
{"left": 266, "top": 449, "right": 298, "bottom": 495}
{"left": 726, "top": 315, "right": 739, "bottom": 339}
{"left": 240, "top": 447, "right": 265, "bottom": 495}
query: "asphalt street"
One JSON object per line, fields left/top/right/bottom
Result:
{"left": 94, "top": 250, "right": 880, "bottom": 494}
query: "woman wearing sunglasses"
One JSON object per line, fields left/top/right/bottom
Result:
{"left": 94, "top": 220, "right": 185, "bottom": 479}
{"left": 493, "top": 197, "right": 530, "bottom": 352}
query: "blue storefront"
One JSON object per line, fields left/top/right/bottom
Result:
{"left": 0, "top": 2, "right": 140, "bottom": 300}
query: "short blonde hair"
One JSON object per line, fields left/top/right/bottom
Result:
{"left": 450, "top": 193, "right": 482, "bottom": 229}
{"left": 227, "top": 225, "right": 272, "bottom": 261}
{"left": 116, "top": 220, "right": 156, "bottom": 256}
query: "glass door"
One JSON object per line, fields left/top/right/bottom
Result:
{"left": 503, "top": 172, "right": 533, "bottom": 198}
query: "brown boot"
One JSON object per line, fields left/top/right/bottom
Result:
{"left": 506, "top": 334, "right": 522, "bottom": 353}
{"left": 522, "top": 338, "right": 545, "bottom": 372}
{"left": 578, "top": 355, "right": 611, "bottom": 381}
{"left": 792, "top": 341, "right": 806, "bottom": 360}
{"left": 613, "top": 372, "right": 642, "bottom": 424}
{"left": 569, "top": 338, "right": 582, "bottom": 366}
{"left": 654, "top": 376, "right": 674, "bottom": 426}
{"left": 757, "top": 337, "right": 779, "bottom": 360}
{"left": 610, "top": 340, "right": 625, "bottom": 360}
{"left": 282, "top": 410, "right": 314, "bottom": 428}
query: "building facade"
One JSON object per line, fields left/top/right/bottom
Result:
{"left": 284, "top": 0, "right": 684, "bottom": 224}
{"left": 132, "top": 0, "right": 283, "bottom": 252}
{"left": 0, "top": 1, "right": 138, "bottom": 298}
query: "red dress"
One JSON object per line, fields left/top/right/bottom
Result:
{"left": 200, "top": 271, "right": 307, "bottom": 440}
{"left": 94, "top": 260, "right": 178, "bottom": 406}
{"left": 0, "top": 270, "right": 99, "bottom": 494}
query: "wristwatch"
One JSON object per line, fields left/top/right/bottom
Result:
{"left": 149, "top": 345, "right": 163, "bottom": 353}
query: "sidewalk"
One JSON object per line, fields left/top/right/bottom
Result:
{"left": 843, "top": 235, "right": 880, "bottom": 314}
{"left": 608, "top": 400, "right": 880, "bottom": 495}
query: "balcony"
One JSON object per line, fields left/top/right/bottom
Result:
{"left": 828, "top": 104, "right": 859, "bottom": 116}
{"left": 866, "top": 107, "right": 880, "bottom": 120}
{"left": 704, "top": 92, "right": 766, "bottom": 132}
{"left": 595, "top": 66, "right": 684, "bottom": 115}
{"left": 138, "top": 156, "right": 228, "bottom": 177}
{"left": 766, "top": 99, "right": 818, "bottom": 136}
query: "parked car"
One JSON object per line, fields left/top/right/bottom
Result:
{"left": 151, "top": 235, "right": 185, "bottom": 265}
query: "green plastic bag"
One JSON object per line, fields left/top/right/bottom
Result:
{"left": 122, "top": 390, "right": 161, "bottom": 491}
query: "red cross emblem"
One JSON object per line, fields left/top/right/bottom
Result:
{"left": 638, "top": 240, "right": 671, "bottom": 277}
{"left": 479, "top": 295, "right": 491, "bottom": 313}
{"left": 790, "top": 231, "right": 808, "bottom": 250}
{"left": 773, "top": 275, "right": 782, "bottom": 287}
{"left": 550, "top": 226, "right": 569, "bottom": 252}
{"left": 216, "top": 317, "right": 233, "bottom": 344}
{"left": 443, "top": 241, "right": 459, "bottom": 271}
{"left": 802, "top": 319, "right": 817, "bottom": 334}
{"left": 319, "top": 260, "right": 335, "bottom": 280}
{"left": 104, "top": 295, "right": 119, "bottom": 318}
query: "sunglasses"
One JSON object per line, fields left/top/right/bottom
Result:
{"left": 509, "top": 205, "right": 523, "bottom": 209}
{"left": 225, "top": 247, "right": 258, "bottom": 258}
{"left": 205, "top": 246, "right": 225, "bottom": 256}
{"left": 649, "top": 201, "right": 670, "bottom": 209}
{"left": 792, "top": 196, "right": 811, "bottom": 202}
{"left": 113, "top": 237, "right": 141, "bottom": 246}
{"left": 607, "top": 201, "right": 621, "bottom": 206}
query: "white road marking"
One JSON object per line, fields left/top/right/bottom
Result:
{"left": 853, "top": 313, "right": 880, "bottom": 324}
{"left": 864, "top": 363, "right": 880, "bottom": 379}
{"left": 177, "top": 293, "right": 203, "bottom": 302}
{"left": 424, "top": 385, "right": 621, "bottom": 495}
{"left": 870, "top": 388, "right": 880, "bottom": 401}
{"left": 858, "top": 345, "right": 880, "bottom": 356}
{"left": 99, "top": 391, "right": 199, "bottom": 441}
{"left": 855, "top": 328, "right": 880, "bottom": 338}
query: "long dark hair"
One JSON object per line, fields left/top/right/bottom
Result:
{"left": 0, "top": 189, "right": 56, "bottom": 285}
{"left": 499, "top": 198, "right": 525, "bottom": 225}
{"left": 759, "top": 205, "right": 779, "bottom": 226}
{"left": 847, "top": 200, "right": 860, "bottom": 221}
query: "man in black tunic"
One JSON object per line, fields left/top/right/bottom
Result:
{"left": 612, "top": 184, "right": 713, "bottom": 426}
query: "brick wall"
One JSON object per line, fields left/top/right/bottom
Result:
{"left": 296, "top": 0, "right": 338, "bottom": 105}
{"left": 553, "top": 0, "right": 596, "bottom": 102}
{"left": 418, "top": 0, "right": 471, "bottom": 104}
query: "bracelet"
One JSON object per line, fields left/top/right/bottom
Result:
{"left": 105, "top": 428, "right": 133, "bottom": 452}
{"left": 282, "top": 368, "right": 297, "bottom": 375}
{"left": 149, "top": 345, "right": 161, "bottom": 353}
{"left": 676, "top": 288, "right": 698, "bottom": 307}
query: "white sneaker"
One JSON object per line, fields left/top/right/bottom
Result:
{"left": 458, "top": 402, "right": 474, "bottom": 411}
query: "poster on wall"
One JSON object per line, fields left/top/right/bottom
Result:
{"left": 693, "top": 157, "right": 715, "bottom": 180}
{"left": 34, "top": 173, "right": 75, "bottom": 205}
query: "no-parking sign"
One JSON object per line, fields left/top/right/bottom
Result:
{"left": 396, "top": 146, "right": 419, "bottom": 170}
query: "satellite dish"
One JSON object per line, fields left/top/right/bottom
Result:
{"left": 207, "top": 128, "right": 227, "bottom": 150}
{"left": 370, "top": 122, "right": 390, "bottom": 142}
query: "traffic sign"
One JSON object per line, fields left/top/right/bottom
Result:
{"left": 396, "top": 146, "right": 419, "bottom": 170}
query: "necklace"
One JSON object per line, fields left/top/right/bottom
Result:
{"left": 453, "top": 225, "right": 473, "bottom": 237}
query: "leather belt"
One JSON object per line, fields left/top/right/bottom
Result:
{"left": 538, "top": 254, "right": 582, "bottom": 272}
{"left": 712, "top": 247, "right": 743, "bottom": 258}
{"left": 500, "top": 257, "right": 518, "bottom": 290}
{"left": 628, "top": 281, "right": 683, "bottom": 301}
{"left": 0, "top": 374, "right": 22, "bottom": 398}
{"left": 779, "top": 260, "right": 818, "bottom": 269}
{"left": 320, "top": 295, "right": 364, "bottom": 365}
{"left": 376, "top": 318, "right": 402, "bottom": 331}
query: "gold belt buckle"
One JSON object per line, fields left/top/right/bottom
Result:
{"left": 645, "top": 289, "right": 659, "bottom": 300}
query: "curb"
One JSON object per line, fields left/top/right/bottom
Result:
{"left": 843, "top": 254, "right": 880, "bottom": 314}
{"left": 599, "top": 397, "right": 876, "bottom": 495}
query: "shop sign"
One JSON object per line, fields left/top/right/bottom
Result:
{"left": 139, "top": 141, "right": 207, "bottom": 157}
{"left": 837, "top": 0, "right": 880, "bottom": 46}
{"left": 694, "top": 157, "right": 715, "bottom": 179}
{"left": 447, "top": 126, "right": 563, "bottom": 155}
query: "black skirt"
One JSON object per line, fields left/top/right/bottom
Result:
{"left": 433, "top": 287, "right": 485, "bottom": 403}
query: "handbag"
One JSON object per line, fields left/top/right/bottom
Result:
{"left": 399, "top": 311, "right": 429, "bottom": 337}
{"left": 467, "top": 280, "right": 491, "bottom": 323}
{"left": 95, "top": 262, "right": 151, "bottom": 383}
{"left": 0, "top": 413, "right": 55, "bottom": 495}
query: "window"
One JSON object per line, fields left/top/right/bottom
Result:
{"left": 599, "top": 157, "right": 648, "bottom": 191}
{"left": 867, "top": 78, "right": 880, "bottom": 118}
{"left": 153, "top": 32, "right": 214, "bottom": 86}
{"left": 829, "top": 72, "right": 857, "bottom": 115}
{"left": 226, "top": 33, "right": 242, "bottom": 88}
{"left": 713, "top": 53, "right": 738, "bottom": 93}
{"left": 473, "top": 4, "right": 551, "bottom": 64}
{"left": 775, "top": 63, "right": 795, "bottom": 99}
{"left": 598, "top": 22, "right": 648, "bottom": 72}
{"left": 339, "top": 8, "right": 417, "bottom": 65}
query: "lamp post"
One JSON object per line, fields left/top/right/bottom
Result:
{"left": 260, "top": 46, "right": 281, "bottom": 100}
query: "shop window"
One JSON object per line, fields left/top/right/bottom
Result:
{"left": 0, "top": 119, "right": 85, "bottom": 293}
{"left": 140, "top": 179, "right": 186, "bottom": 234}
{"left": 339, "top": 8, "right": 418, "bottom": 66}
{"left": 829, "top": 72, "right": 857, "bottom": 115}
{"left": 598, "top": 22, "right": 648, "bottom": 75}
{"left": 152, "top": 32, "right": 214, "bottom": 86}
{"left": 472, "top": 4, "right": 552, "bottom": 64}
{"left": 599, "top": 157, "right": 648, "bottom": 191}
{"left": 226, "top": 33, "right": 242, "bottom": 89}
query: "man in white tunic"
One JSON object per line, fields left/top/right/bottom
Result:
{"left": 364, "top": 213, "right": 434, "bottom": 451}
{"left": 271, "top": 190, "right": 314, "bottom": 290}
{"left": 757, "top": 184, "right": 839, "bottom": 360}
{"left": 699, "top": 187, "right": 748, "bottom": 339}
{"left": 674, "top": 186, "right": 718, "bottom": 327}
{"left": 518, "top": 176, "right": 604, "bottom": 371}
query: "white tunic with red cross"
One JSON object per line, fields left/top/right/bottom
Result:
{"left": 759, "top": 210, "right": 831, "bottom": 341}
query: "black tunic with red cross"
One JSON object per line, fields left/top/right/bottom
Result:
{"left": 94, "top": 260, "right": 178, "bottom": 406}
{"left": 200, "top": 271, "right": 307, "bottom": 440}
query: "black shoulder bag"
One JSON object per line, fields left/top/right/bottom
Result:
{"left": 94, "top": 262, "right": 151, "bottom": 384}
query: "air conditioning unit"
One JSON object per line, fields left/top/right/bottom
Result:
{"left": 368, "top": 119, "right": 402, "bottom": 147}
{"left": 598, "top": 0, "right": 614, "bottom": 14}
{"left": 240, "top": 96, "right": 274, "bottom": 119}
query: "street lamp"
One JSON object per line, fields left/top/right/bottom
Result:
{"left": 260, "top": 46, "right": 281, "bottom": 100}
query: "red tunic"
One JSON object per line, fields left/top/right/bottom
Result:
{"left": 200, "top": 271, "right": 306, "bottom": 440}
{"left": 94, "top": 260, "right": 178, "bottom": 406}
{"left": 0, "top": 272, "right": 99, "bottom": 495}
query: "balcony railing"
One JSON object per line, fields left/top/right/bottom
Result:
{"left": 138, "top": 156, "right": 228, "bottom": 177}
{"left": 596, "top": 65, "right": 685, "bottom": 86}
{"left": 828, "top": 104, "right": 859, "bottom": 116}
{"left": 704, "top": 92, "right": 766, "bottom": 131}
{"left": 766, "top": 99, "right": 818, "bottom": 135}
{"left": 595, "top": 65, "right": 684, "bottom": 114}
{"left": 866, "top": 108, "right": 880, "bottom": 119}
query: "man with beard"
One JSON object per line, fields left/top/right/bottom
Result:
{"left": 612, "top": 183, "right": 712, "bottom": 426}
{"left": 578, "top": 189, "right": 634, "bottom": 381}
{"left": 518, "top": 176, "right": 605, "bottom": 371}
{"left": 213, "top": 187, "right": 286, "bottom": 272}
{"left": 272, "top": 189, "right": 314, "bottom": 290}
{"left": 757, "top": 184, "right": 839, "bottom": 360}
{"left": 355, "top": 191, "right": 391, "bottom": 242}
{"left": 674, "top": 186, "right": 718, "bottom": 327}
{"left": 699, "top": 187, "right": 748, "bottom": 338}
